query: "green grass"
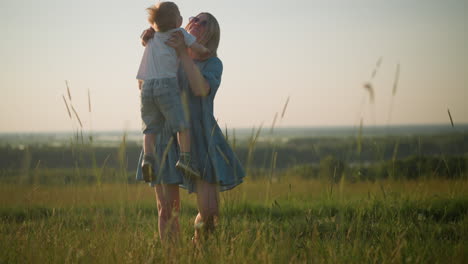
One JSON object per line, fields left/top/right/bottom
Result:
{"left": 1, "top": 178, "right": 467, "bottom": 263}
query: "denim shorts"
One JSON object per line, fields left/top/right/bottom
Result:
{"left": 140, "top": 77, "right": 189, "bottom": 134}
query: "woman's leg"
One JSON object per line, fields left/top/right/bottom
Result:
{"left": 177, "top": 129, "right": 191, "bottom": 153}
{"left": 154, "top": 184, "right": 180, "bottom": 243}
{"left": 194, "top": 180, "right": 219, "bottom": 242}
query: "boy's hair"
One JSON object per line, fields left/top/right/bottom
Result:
{"left": 147, "top": 2, "right": 179, "bottom": 32}
{"left": 186, "top": 12, "right": 220, "bottom": 57}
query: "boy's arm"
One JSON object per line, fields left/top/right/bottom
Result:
{"left": 189, "top": 42, "right": 211, "bottom": 57}
{"left": 138, "top": 80, "right": 143, "bottom": 90}
{"left": 140, "top": 27, "right": 155, "bottom": 47}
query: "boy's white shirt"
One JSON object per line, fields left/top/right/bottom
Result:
{"left": 137, "top": 28, "right": 196, "bottom": 81}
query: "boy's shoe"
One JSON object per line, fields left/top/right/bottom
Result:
{"left": 142, "top": 155, "right": 155, "bottom": 183}
{"left": 176, "top": 157, "right": 201, "bottom": 180}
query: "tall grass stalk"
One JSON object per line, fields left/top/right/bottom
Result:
{"left": 264, "top": 96, "right": 290, "bottom": 204}
{"left": 387, "top": 63, "right": 400, "bottom": 125}
{"left": 246, "top": 124, "right": 263, "bottom": 176}
{"left": 448, "top": 108, "right": 455, "bottom": 127}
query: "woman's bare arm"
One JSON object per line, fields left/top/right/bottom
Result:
{"left": 166, "top": 31, "right": 210, "bottom": 97}
{"left": 189, "top": 42, "right": 211, "bottom": 58}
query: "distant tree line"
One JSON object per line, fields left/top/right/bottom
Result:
{"left": 283, "top": 154, "right": 467, "bottom": 183}
{"left": 0, "top": 133, "right": 466, "bottom": 183}
{"left": 240, "top": 133, "right": 468, "bottom": 168}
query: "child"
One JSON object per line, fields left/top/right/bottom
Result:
{"left": 137, "top": 1, "right": 209, "bottom": 182}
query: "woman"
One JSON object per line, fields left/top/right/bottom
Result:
{"left": 136, "top": 12, "right": 245, "bottom": 244}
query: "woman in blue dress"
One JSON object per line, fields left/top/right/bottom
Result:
{"left": 137, "top": 12, "right": 245, "bottom": 244}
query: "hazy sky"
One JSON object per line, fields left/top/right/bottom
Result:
{"left": 1, "top": 0, "right": 467, "bottom": 132}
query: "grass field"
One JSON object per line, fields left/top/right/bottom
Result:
{"left": 1, "top": 177, "right": 467, "bottom": 263}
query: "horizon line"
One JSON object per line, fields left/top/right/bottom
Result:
{"left": 1, "top": 122, "right": 467, "bottom": 134}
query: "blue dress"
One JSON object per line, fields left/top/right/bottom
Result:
{"left": 135, "top": 57, "right": 245, "bottom": 193}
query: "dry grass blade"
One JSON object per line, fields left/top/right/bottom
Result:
{"left": 363, "top": 82, "right": 375, "bottom": 103}
{"left": 386, "top": 63, "right": 401, "bottom": 125}
{"left": 447, "top": 109, "right": 454, "bottom": 127}
{"left": 269, "top": 151, "right": 278, "bottom": 181}
{"left": 224, "top": 124, "right": 229, "bottom": 142}
{"left": 71, "top": 105, "right": 83, "bottom": 128}
{"left": 370, "top": 57, "right": 383, "bottom": 80}
{"left": 270, "top": 112, "right": 278, "bottom": 134}
{"left": 65, "top": 80, "right": 72, "bottom": 101}
{"left": 357, "top": 118, "right": 363, "bottom": 154}
{"left": 62, "top": 95, "right": 72, "bottom": 119}
{"left": 246, "top": 124, "right": 263, "bottom": 172}
{"left": 101, "top": 154, "right": 111, "bottom": 171}
{"left": 281, "top": 96, "right": 290, "bottom": 119}
{"left": 216, "top": 145, "right": 230, "bottom": 165}
{"left": 88, "top": 89, "right": 92, "bottom": 113}
{"left": 392, "top": 63, "right": 400, "bottom": 96}
{"left": 392, "top": 138, "right": 400, "bottom": 162}
{"left": 253, "top": 123, "right": 263, "bottom": 145}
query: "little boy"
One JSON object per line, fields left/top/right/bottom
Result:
{"left": 137, "top": 1, "right": 209, "bottom": 182}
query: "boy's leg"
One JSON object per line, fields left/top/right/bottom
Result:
{"left": 175, "top": 129, "right": 200, "bottom": 179}
{"left": 155, "top": 78, "right": 200, "bottom": 179}
{"left": 140, "top": 79, "right": 164, "bottom": 183}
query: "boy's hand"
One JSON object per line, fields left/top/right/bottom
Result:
{"left": 140, "top": 27, "right": 155, "bottom": 47}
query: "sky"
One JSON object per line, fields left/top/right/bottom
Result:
{"left": 0, "top": 0, "right": 467, "bottom": 132}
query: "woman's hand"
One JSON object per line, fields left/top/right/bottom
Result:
{"left": 165, "top": 30, "right": 187, "bottom": 55}
{"left": 141, "top": 27, "right": 155, "bottom": 47}
{"left": 167, "top": 30, "right": 210, "bottom": 97}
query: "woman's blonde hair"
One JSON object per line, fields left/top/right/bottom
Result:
{"left": 186, "top": 12, "right": 220, "bottom": 57}
{"left": 147, "top": 2, "right": 179, "bottom": 32}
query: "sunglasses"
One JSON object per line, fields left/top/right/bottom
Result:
{"left": 189, "top": 16, "right": 208, "bottom": 27}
